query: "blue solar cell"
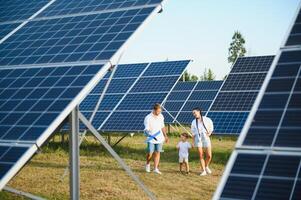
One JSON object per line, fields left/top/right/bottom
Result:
{"left": 182, "top": 101, "right": 212, "bottom": 112}
{"left": 142, "top": 60, "right": 190, "bottom": 76}
{"left": 188, "top": 91, "right": 218, "bottom": 101}
{"left": 38, "top": 0, "right": 162, "bottom": 18}
{"left": 0, "top": 7, "right": 157, "bottom": 66}
{"left": 79, "top": 95, "right": 100, "bottom": 111}
{"left": 161, "top": 111, "right": 177, "bottom": 123}
{"left": 117, "top": 93, "right": 167, "bottom": 110}
{"left": 0, "top": 0, "right": 49, "bottom": 23}
{"left": 101, "top": 111, "right": 149, "bottom": 131}
{"left": 90, "top": 79, "right": 108, "bottom": 94}
{"left": 106, "top": 78, "right": 136, "bottom": 94}
{"left": 210, "top": 92, "right": 258, "bottom": 111}
{"left": 91, "top": 112, "right": 110, "bottom": 129}
{"left": 207, "top": 112, "right": 249, "bottom": 134}
{"left": 194, "top": 80, "right": 223, "bottom": 90}
{"left": 175, "top": 112, "right": 196, "bottom": 124}
{"left": 166, "top": 91, "right": 191, "bottom": 101}
{"left": 221, "top": 73, "right": 267, "bottom": 91}
{"left": 0, "top": 145, "right": 32, "bottom": 179}
{"left": 230, "top": 56, "right": 274, "bottom": 73}
{"left": 113, "top": 63, "right": 148, "bottom": 78}
{"left": 0, "top": 23, "right": 21, "bottom": 40}
{"left": 163, "top": 102, "right": 185, "bottom": 112}
{"left": 173, "top": 81, "right": 197, "bottom": 91}
{"left": 130, "top": 76, "right": 178, "bottom": 92}
{"left": 98, "top": 95, "right": 123, "bottom": 110}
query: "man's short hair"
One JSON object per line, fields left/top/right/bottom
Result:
{"left": 153, "top": 103, "right": 161, "bottom": 110}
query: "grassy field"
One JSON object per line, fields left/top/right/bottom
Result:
{"left": 0, "top": 133, "right": 236, "bottom": 200}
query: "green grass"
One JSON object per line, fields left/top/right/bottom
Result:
{"left": 0, "top": 134, "right": 236, "bottom": 200}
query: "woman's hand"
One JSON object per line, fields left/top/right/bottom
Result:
{"left": 207, "top": 132, "right": 212, "bottom": 137}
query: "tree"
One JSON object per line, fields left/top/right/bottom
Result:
{"left": 181, "top": 71, "right": 199, "bottom": 81}
{"left": 228, "top": 31, "right": 247, "bottom": 65}
{"left": 200, "top": 68, "right": 216, "bottom": 81}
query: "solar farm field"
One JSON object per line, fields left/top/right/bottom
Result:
{"left": 0, "top": 134, "right": 236, "bottom": 200}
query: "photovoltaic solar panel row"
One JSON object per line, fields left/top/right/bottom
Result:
{"left": 163, "top": 80, "right": 223, "bottom": 124}
{"left": 92, "top": 60, "right": 190, "bottom": 132}
{"left": 214, "top": 5, "right": 301, "bottom": 200}
{"left": 0, "top": 7, "right": 156, "bottom": 67}
{"left": 0, "top": 0, "right": 49, "bottom": 23}
{"left": 207, "top": 55, "right": 275, "bottom": 134}
{"left": 0, "top": 0, "right": 164, "bottom": 191}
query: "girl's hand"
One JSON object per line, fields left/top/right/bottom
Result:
{"left": 207, "top": 132, "right": 212, "bottom": 137}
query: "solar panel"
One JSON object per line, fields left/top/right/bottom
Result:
{"left": 217, "top": 151, "right": 301, "bottom": 200}
{"left": 163, "top": 81, "right": 223, "bottom": 124}
{"left": 207, "top": 55, "right": 275, "bottom": 134}
{"left": 0, "top": 7, "right": 157, "bottom": 66}
{"left": 214, "top": 4, "right": 301, "bottom": 200}
{"left": 0, "top": 0, "right": 49, "bottom": 23}
{"left": 0, "top": 0, "right": 164, "bottom": 191}
{"left": 0, "top": 23, "right": 21, "bottom": 40}
{"left": 96, "top": 60, "right": 190, "bottom": 132}
{"left": 38, "top": 0, "right": 163, "bottom": 18}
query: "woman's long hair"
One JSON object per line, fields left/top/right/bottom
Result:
{"left": 193, "top": 107, "right": 204, "bottom": 122}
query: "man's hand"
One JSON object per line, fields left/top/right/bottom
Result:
{"left": 165, "top": 136, "right": 169, "bottom": 143}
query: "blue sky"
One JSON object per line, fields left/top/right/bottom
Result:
{"left": 120, "top": 0, "right": 300, "bottom": 79}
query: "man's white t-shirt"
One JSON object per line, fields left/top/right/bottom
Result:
{"left": 144, "top": 112, "right": 165, "bottom": 144}
{"left": 177, "top": 141, "right": 192, "bottom": 158}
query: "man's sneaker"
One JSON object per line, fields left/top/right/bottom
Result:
{"left": 153, "top": 168, "right": 162, "bottom": 175}
{"left": 145, "top": 164, "right": 151, "bottom": 173}
{"left": 205, "top": 167, "right": 212, "bottom": 174}
{"left": 200, "top": 171, "right": 207, "bottom": 176}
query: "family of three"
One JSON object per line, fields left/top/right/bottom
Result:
{"left": 144, "top": 103, "right": 213, "bottom": 176}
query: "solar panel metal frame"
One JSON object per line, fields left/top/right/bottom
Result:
{"left": 0, "top": 1, "right": 165, "bottom": 191}
{"left": 213, "top": 2, "right": 301, "bottom": 199}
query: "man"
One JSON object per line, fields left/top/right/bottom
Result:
{"left": 144, "top": 103, "right": 169, "bottom": 174}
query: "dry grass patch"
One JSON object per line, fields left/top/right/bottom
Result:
{"left": 0, "top": 134, "right": 236, "bottom": 200}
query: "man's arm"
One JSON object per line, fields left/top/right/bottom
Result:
{"left": 162, "top": 126, "right": 169, "bottom": 143}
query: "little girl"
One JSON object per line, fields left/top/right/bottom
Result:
{"left": 176, "top": 133, "right": 192, "bottom": 174}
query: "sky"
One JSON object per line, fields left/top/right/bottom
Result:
{"left": 119, "top": 0, "right": 300, "bottom": 80}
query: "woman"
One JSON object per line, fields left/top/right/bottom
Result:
{"left": 191, "top": 107, "right": 213, "bottom": 176}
